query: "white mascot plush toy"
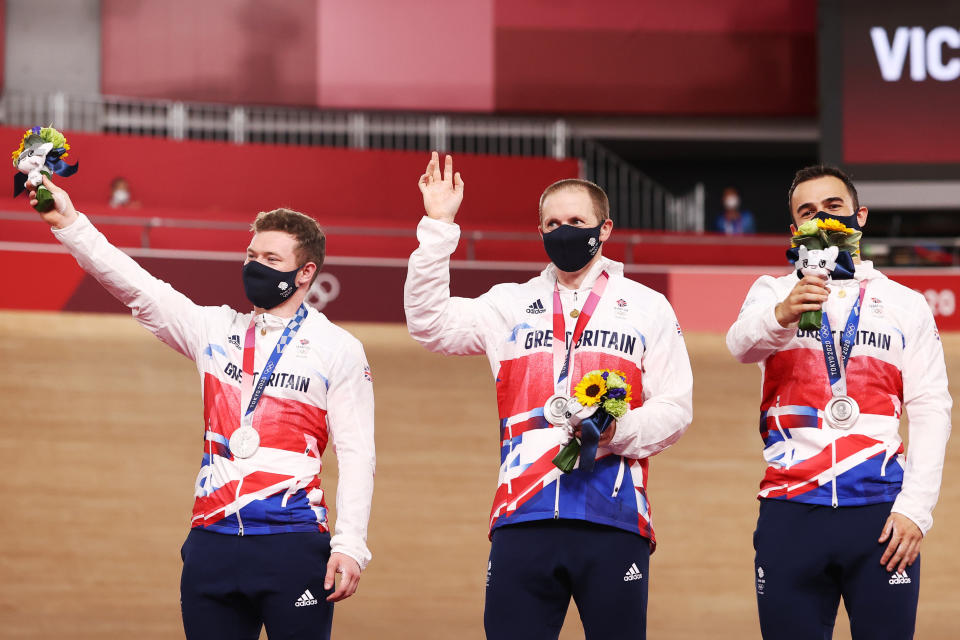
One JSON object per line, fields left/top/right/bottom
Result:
{"left": 797, "top": 244, "right": 839, "bottom": 279}
{"left": 17, "top": 141, "right": 54, "bottom": 190}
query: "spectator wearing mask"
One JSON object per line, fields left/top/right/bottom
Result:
{"left": 109, "top": 177, "right": 140, "bottom": 209}
{"left": 714, "top": 187, "right": 756, "bottom": 235}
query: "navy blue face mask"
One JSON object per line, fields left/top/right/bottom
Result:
{"left": 542, "top": 224, "right": 603, "bottom": 272}
{"left": 814, "top": 209, "right": 861, "bottom": 231}
{"left": 242, "top": 261, "right": 301, "bottom": 309}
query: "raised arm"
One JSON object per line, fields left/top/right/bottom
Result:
{"left": 726, "top": 275, "right": 823, "bottom": 364}
{"left": 31, "top": 175, "right": 212, "bottom": 361}
{"left": 405, "top": 153, "right": 501, "bottom": 356}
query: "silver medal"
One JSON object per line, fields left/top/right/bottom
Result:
{"left": 544, "top": 394, "right": 572, "bottom": 426}
{"left": 824, "top": 396, "right": 859, "bottom": 430}
{"left": 229, "top": 426, "right": 260, "bottom": 458}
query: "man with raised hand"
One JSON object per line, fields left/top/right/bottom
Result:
{"left": 28, "top": 175, "right": 375, "bottom": 640}
{"left": 405, "top": 152, "right": 693, "bottom": 640}
{"left": 727, "top": 165, "right": 951, "bottom": 640}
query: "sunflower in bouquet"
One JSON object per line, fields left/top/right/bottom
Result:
{"left": 789, "top": 218, "right": 861, "bottom": 331}
{"left": 552, "top": 369, "right": 632, "bottom": 473}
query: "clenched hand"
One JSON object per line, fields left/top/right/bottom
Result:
{"left": 775, "top": 275, "right": 830, "bottom": 327}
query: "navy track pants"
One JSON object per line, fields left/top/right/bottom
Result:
{"left": 180, "top": 528, "right": 334, "bottom": 640}
{"left": 754, "top": 499, "right": 920, "bottom": 640}
{"left": 484, "top": 519, "right": 650, "bottom": 640}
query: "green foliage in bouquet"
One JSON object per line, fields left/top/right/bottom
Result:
{"left": 791, "top": 219, "right": 862, "bottom": 332}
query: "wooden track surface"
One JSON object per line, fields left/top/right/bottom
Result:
{"left": 1, "top": 311, "right": 958, "bottom": 639}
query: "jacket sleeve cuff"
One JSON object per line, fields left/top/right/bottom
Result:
{"left": 608, "top": 411, "right": 639, "bottom": 450}
{"left": 416, "top": 216, "right": 461, "bottom": 252}
{"left": 763, "top": 303, "right": 798, "bottom": 335}
{"left": 330, "top": 535, "right": 372, "bottom": 571}
{"left": 50, "top": 211, "right": 91, "bottom": 241}
{"left": 890, "top": 499, "right": 932, "bottom": 536}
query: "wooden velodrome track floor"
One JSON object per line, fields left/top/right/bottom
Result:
{"left": 1, "top": 310, "right": 959, "bottom": 639}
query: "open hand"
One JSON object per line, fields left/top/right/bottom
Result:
{"left": 324, "top": 552, "right": 362, "bottom": 602}
{"left": 879, "top": 513, "right": 922, "bottom": 574}
{"left": 29, "top": 174, "right": 78, "bottom": 229}
{"left": 418, "top": 151, "right": 463, "bottom": 223}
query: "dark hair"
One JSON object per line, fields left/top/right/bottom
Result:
{"left": 539, "top": 179, "right": 610, "bottom": 224}
{"left": 787, "top": 165, "right": 860, "bottom": 215}
{"left": 251, "top": 208, "right": 325, "bottom": 283}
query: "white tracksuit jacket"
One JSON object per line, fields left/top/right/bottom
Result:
{"left": 727, "top": 261, "right": 951, "bottom": 534}
{"left": 405, "top": 216, "right": 693, "bottom": 543}
{"left": 53, "top": 213, "right": 375, "bottom": 568}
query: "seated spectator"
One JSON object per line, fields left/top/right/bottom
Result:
{"left": 714, "top": 187, "right": 756, "bottom": 234}
{"left": 109, "top": 177, "right": 140, "bottom": 208}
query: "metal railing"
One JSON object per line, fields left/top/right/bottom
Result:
{"left": 860, "top": 238, "right": 960, "bottom": 268}
{"left": 0, "top": 209, "right": 711, "bottom": 264}
{"left": 2, "top": 209, "right": 953, "bottom": 268}
{"left": 0, "top": 92, "right": 704, "bottom": 232}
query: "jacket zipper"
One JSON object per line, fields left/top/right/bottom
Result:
{"left": 506, "top": 425, "right": 513, "bottom": 493}
{"left": 612, "top": 457, "right": 626, "bottom": 497}
{"left": 831, "top": 439, "right": 838, "bottom": 508}
{"left": 554, "top": 475, "right": 560, "bottom": 518}
{"left": 236, "top": 477, "right": 245, "bottom": 535}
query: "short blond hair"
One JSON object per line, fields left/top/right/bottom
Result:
{"left": 538, "top": 179, "right": 610, "bottom": 225}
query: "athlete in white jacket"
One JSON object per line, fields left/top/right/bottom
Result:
{"left": 726, "top": 166, "right": 951, "bottom": 640}
{"left": 405, "top": 153, "right": 692, "bottom": 640}
{"left": 27, "top": 176, "right": 375, "bottom": 640}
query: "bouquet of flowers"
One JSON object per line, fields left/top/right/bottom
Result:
{"left": 789, "top": 218, "right": 861, "bottom": 331}
{"left": 11, "top": 126, "right": 78, "bottom": 212}
{"left": 552, "top": 369, "right": 632, "bottom": 473}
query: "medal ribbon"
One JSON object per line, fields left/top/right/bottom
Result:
{"left": 550, "top": 271, "right": 610, "bottom": 473}
{"left": 240, "top": 304, "right": 309, "bottom": 428}
{"left": 552, "top": 271, "right": 610, "bottom": 391}
{"left": 818, "top": 282, "right": 867, "bottom": 398}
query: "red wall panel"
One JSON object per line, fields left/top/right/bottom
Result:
{"left": 494, "top": 0, "right": 817, "bottom": 116}
{"left": 101, "top": 0, "right": 318, "bottom": 106}
{"left": 495, "top": 0, "right": 815, "bottom": 32}
{"left": 0, "top": 0, "right": 5, "bottom": 91}
{"left": 98, "top": 0, "right": 816, "bottom": 117}
{"left": 317, "top": 0, "right": 494, "bottom": 111}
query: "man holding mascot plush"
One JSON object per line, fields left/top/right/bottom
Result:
{"left": 727, "top": 165, "right": 951, "bottom": 639}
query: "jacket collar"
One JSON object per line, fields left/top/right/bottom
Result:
{"left": 853, "top": 260, "right": 886, "bottom": 283}
{"left": 542, "top": 256, "right": 624, "bottom": 291}
{"left": 253, "top": 306, "right": 311, "bottom": 330}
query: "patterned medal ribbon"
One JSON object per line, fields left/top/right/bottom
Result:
{"left": 236, "top": 304, "right": 309, "bottom": 446}
{"left": 550, "top": 270, "right": 612, "bottom": 473}
{"left": 819, "top": 282, "right": 867, "bottom": 399}
{"left": 552, "top": 270, "right": 610, "bottom": 391}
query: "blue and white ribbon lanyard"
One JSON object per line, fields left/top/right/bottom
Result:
{"left": 232, "top": 304, "right": 309, "bottom": 457}
{"left": 818, "top": 282, "right": 867, "bottom": 402}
